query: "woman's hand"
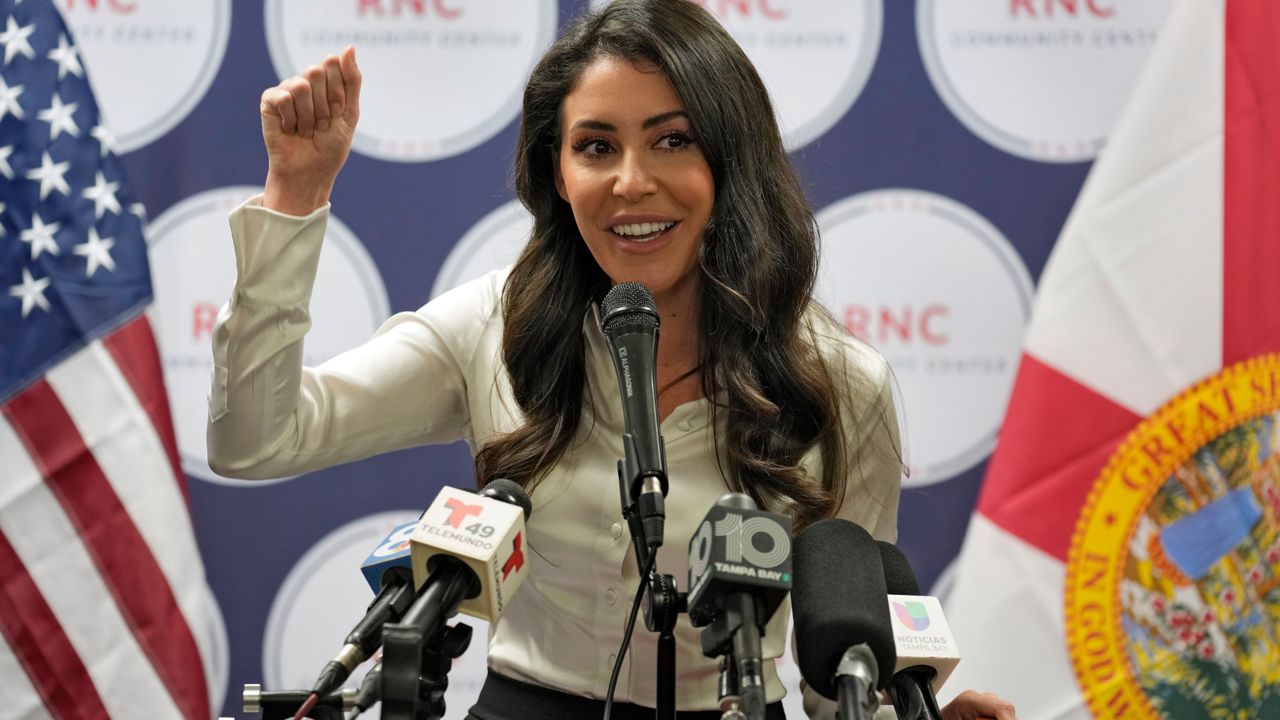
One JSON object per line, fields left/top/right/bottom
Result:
{"left": 259, "top": 46, "right": 361, "bottom": 215}
{"left": 940, "top": 690, "right": 1018, "bottom": 720}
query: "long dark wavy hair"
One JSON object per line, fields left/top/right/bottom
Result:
{"left": 474, "top": 0, "right": 879, "bottom": 530}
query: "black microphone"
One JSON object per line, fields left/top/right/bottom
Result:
{"left": 600, "top": 282, "right": 668, "bottom": 548}
{"left": 792, "top": 520, "right": 896, "bottom": 720}
{"left": 308, "top": 479, "right": 533, "bottom": 702}
{"left": 308, "top": 558, "right": 415, "bottom": 701}
{"left": 877, "top": 541, "right": 959, "bottom": 720}
{"left": 687, "top": 493, "right": 793, "bottom": 719}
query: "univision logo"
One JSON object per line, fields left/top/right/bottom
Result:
{"left": 893, "top": 600, "right": 931, "bottom": 632}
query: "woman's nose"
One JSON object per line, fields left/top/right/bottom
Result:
{"left": 612, "top": 151, "right": 658, "bottom": 202}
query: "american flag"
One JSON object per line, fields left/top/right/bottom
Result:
{"left": 0, "top": 0, "right": 212, "bottom": 717}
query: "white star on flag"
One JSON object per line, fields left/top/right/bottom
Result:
{"left": 73, "top": 227, "right": 116, "bottom": 276}
{"left": 25, "top": 151, "right": 71, "bottom": 200}
{"left": 91, "top": 124, "right": 117, "bottom": 158}
{"left": 19, "top": 213, "right": 60, "bottom": 260}
{"left": 0, "top": 145, "right": 11, "bottom": 178}
{"left": 0, "top": 75, "right": 23, "bottom": 122}
{"left": 0, "top": 201, "right": 6, "bottom": 236}
{"left": 8, "top": 267, "right": 51, "bottom": 318}
{"left": 37, "top": 92, "right": 79, "bottom": 141}
{"left": 82, "top": 171, "right": 122, "bottom": 218}
{"left": 47, "top": 34, "right": 82, "bottom": 80}
{"left": 0, "top": 16, "right": 36, "bottom": 65}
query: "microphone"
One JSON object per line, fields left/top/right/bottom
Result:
{"left": 347, "top": 520, "right": 418, "bottom": 716}
{"left": 600, "top": 282, "right": 668, "bottom": 548}
{"left": 791, "top": 519, "right": 896, "bottom": 720}
{"left": 359, "top": 520, "right": 418, "bottom": 593}
{"left": 307, "top": 480, "right": 532, "bottom": 702}
{"left": 405, "top": 478, "right": 533, "bottom": 624}
{"left": 307, "top": 530, "right": 419, "bottom": 701}
{"left": 687, "top": 493, "right": 793, "bottom": 719}
{"left": 372, "top": 479, "right": 531, "bottom": 718}
{"left": 876, "top": 542, "right": 961, "bottom": 720}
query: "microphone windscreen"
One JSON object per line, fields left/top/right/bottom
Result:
{"left": 601, "top": 282, "right": 659, "bottom": 335}
{"left": 481, "top": 478, "right": 532, "bottom": 520}
{"left": 876, "top": 541, "right": 921, "bottom": 596}
{"left": 792, "top": 519, "right": 896, "bottom": 697}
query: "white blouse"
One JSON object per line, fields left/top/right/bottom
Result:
{"left": 207, "top": 197, "right": 904, "bottom": 717}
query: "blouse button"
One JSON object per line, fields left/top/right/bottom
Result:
{"left": 605, "top": 588, "right": 618, "bottom": 606}
{"left": 610, "top": 522, "right": 623, "bottom": 541}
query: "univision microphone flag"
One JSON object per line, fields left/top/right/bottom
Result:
{"left": 0, "top": 0, "right": 215, "bottom": 717}
{"left": 941, "top": 0, "right": 1280, "bottom": 718}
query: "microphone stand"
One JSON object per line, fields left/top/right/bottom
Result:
{"left": 617, "top": 442, "right": 684, "bottom": 720}
{"left": 697, "top": 604, "right": 765, "bottom": 720}
{"left": 380, "top": 562, "right": 478, "bottom": 720}
{"left": 716, "top": 656, "right": 747, "bottom": 720}
{"left": 242, "top": 685, "right": 353, "bottom": 720}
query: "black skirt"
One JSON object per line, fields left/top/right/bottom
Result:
{"left": 466, "top": 670, "right": 789, "bottom": 720}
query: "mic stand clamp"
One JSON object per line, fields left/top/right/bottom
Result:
{"left": 834, "top": 644, "right": 881, "bottom": 720}
{"left": 618, "top": 457, "right": 682, "bottom": 720}
{"left": 242, "top": 684, "right": 353, "bottom": 720}
{"left": 696, "top": 600, "right": 766, "bottom": 720}
{"left": 381, "top": 621, "right": 473, "bottom": 720}
{"left": 716, "top": 656, "right": 747, "bottom": 720}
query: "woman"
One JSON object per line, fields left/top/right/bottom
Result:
{"left": 209, "top": 1, "right": 1016, "bottom": 718}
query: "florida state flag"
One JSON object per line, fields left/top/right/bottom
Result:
{"left": 942, "top": 0, "right": 1280, "bottom": 717}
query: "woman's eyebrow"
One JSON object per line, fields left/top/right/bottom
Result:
{"left": 568, "top": 110, "right": 688, "bottom": 133}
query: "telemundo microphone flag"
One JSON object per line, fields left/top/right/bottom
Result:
{"left": 941, "top": 0, "right": 1280, "bottom": 718}
{"left": 0, "top": 0, "right": 215, "bottom": 717}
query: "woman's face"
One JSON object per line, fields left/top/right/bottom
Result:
{"left": 556, "top": 55, "right": 715, "bottom": 308}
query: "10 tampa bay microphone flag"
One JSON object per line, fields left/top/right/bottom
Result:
{"left": 0, "top": 0, "right": 214, "bottom": 717}
{"left": 942, "top": 0, "right": 1280, "bottom": 718}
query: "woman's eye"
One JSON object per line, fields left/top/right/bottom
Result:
{"left": 573, "top": 138, "right": 612, "bottom": 156}
{"left": 659, "top": 133, "right": 694, "bottom": 150}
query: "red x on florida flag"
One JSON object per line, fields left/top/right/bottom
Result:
{"left": 942, "top": 0, "right": 1280, "bottom": 718}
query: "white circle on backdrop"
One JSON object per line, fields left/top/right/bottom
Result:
{"left": 815, "top": 189, "right": 1033, "bottom": 486}
{"left": 263, "top": 0, "right": 557, "bottom": 163}
{"left": 263, "top": 511, "right": 493, "bottom": 719}
{"left": 590, "top": 0, "right": 882, "bottom": 151}
{"left": 777, "top": 626, "right": 806, "bottom": 719}
{"left": 147, "top": 186, "right": 389, "bottom": 485}
{"left": 431, "top": 199, "right": 531, "bottom": 298}
{"left": 62, "top": 0, "right": 231, "bottom": 153}
{"left": 196, "top": 584, "right": 231, "bottom": 718}
{"left": 917, "top": 0, "right": 1170, "bottom": 163}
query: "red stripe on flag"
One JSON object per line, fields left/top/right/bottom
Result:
{"left": 0, "top": 526, "right": 111, "bottom": 720}
{"left": 101, "top": 315, "right": 189, "bottom": 505}
{"left": 978, "top": 354, "right": 1141, "bottom": 561}
{"left": 1223, "top": 0, "right": 1280, "bottom": 363}
{"left": 3, "top": 381, "right": 209, "bottom": 720}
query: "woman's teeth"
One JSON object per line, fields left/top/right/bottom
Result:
{"left": 612, "top": 221, "right": 675, "bottom": 241}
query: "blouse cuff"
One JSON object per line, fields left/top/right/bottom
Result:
{"left": 226, "top": 193, "right": 331, "bottom": 307}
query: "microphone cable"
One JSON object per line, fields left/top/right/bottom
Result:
{"left": 602, "top": 550, "right": 657, "bottom": 720}
{"left": 290, "top": 692, "right": 318, "bottom": 720}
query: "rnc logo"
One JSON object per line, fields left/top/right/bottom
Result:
{"left": 62, "top": 0, "right": 230, "bottom": 152}
{"left": 893, "top": 600, "right": 931, "bottom": 632}
{"left": 816, "top": 189, "right": 1033, "bottom": 486}
{"left": 917, "top": 0, "right": 1170, "bottom": 162}
{"left": 265, "top": 0, "right": 557, "bottom": 162}
{"left": 592, "top": 0, "right": 882, "bottom": 151}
